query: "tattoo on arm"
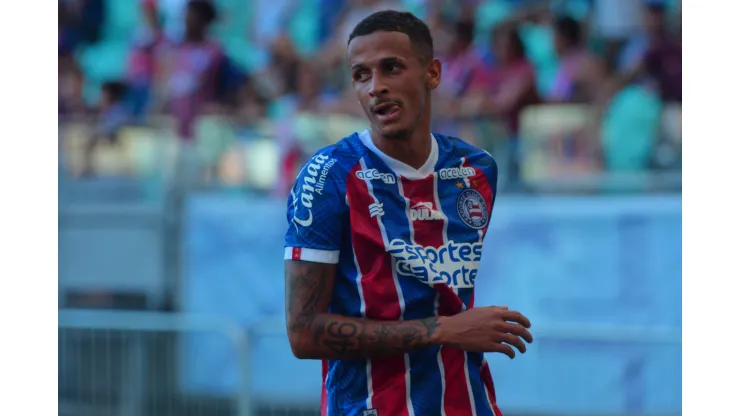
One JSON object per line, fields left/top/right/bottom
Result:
{"left": 286, "top": 260, "right": 441, "bottom": 360}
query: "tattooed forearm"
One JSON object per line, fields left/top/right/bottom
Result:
{"left": 285, "top": 260, "right": 442, "bottom": 360}
{"left": 286, "top": 259, "right": 327, "bottom": 333}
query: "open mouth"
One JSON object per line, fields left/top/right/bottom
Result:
{"left": 373, "top": 102, "right": 401, "bottom": 122}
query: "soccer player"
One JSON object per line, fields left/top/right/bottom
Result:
{"left": 284, "top": 10, "right": 533, "bottom": 416}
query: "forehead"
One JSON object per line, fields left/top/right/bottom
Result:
{"left": 347, "top": 31, "right": 417, "bottom": 67}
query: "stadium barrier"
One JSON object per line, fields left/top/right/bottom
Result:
{"left": 58, "top": 309, "right": 252, "bottom": 416}
{"left": 58, "top": 309, "right": 680, "bottom": 416}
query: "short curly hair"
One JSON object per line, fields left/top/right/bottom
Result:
{"left": 348, "top": 10, "right": 434, "bottom": 62}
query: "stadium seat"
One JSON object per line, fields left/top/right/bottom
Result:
{"left": 60, "top": 123, "right": 94, "bottom": 177}
{"left": 219, "top": 36, "right": 267, "bottom": 74}
{"left": 212, "top": 0, "right": 253, "bottom": 40}
{"left": 474, "top": 0, "right": 513, "bottom": 45}
{"left": 119, "top": 126, "right": 166, "bottom": 177}
{"left": 193, "top": 116, "right": 237, "bottom": 168}
{"left": 243, "top": 138, "right": 280, "bottom": 191}
{"left": 660, "top": 103, "right": 682, "bottom": 146}
{"left": 76, "top": 41, "right": 131, "bottom": 104}
{"left": 102, "top": 0, "right": 142, "bottom": 43}
{"left": 519, "top": 104, "right": 594, "bottom": 182}
{"left": 323, "top": 114, "right": 371, "bottom": 146}
{"left": 287, "top": 2, "right": 321, "bottom": 56}
{"left": 520, "top": 23, "right": 559, "bottom": 95}
{"left": 601, "top": 85, "right": 662, "bottom": 172}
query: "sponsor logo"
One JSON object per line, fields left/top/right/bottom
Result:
{"left": 439, "top": 167, "right": 475, "bottom": 180}
{"left": 410, "top": 202, "right": 444, "bottom": 221}
{"left": 292, "top": 155, "right": 337, "bottom": 227}
{"left": 369, "top": 202, "right": 385, "bottom": 218}
{"left": 456, "top": 189, "right": 489, "bottom": 230}
{"left": 387, "top": 239, "right": 482, "bottom": 288}
{"left": 356, "top": 169, "right": 396, "bottom": 184}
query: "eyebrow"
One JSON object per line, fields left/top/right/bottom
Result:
{"left": 351, "top": 56, "right": 405, "bottom": 71}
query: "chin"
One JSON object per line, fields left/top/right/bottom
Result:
{"left": 376, "top": 124, "right": 411, "bottom": 140}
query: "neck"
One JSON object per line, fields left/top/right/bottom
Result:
{"left": 371, "top": 121, "right": 432, "bottom": 170}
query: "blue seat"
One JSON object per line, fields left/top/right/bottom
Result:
{"left": 102, "top": 0, "right": 142, "bottom": 43}
{"left": 601, "top": 85, "right": 662, "bottom": 172}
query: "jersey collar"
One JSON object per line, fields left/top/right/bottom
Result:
{"left": 358, "top": 129, "right": 439, "bottom": 180}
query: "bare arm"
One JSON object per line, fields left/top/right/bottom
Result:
{"left": 285, "top": 259, "right": 442, "bottom": 360}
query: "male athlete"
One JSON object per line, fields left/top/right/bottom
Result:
{"left": 284, "top": 10, "right": 533, "bottom": 416}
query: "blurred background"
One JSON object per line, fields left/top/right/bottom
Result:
{"left": 58, "top": 0, "right": 681, "bottom": 415}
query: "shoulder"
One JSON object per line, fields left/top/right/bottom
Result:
{"left": 287, "top": 134, "right": 367, "bottom": 229}
{"left": 435, "top": 133, "right": 498, "bottom": 175}
{"left": 297, "top": 133, "right": 369, "bottom": 183}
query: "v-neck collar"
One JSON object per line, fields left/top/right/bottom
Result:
{"left": 358, "top": 129, "right": 438, "bottom": 180}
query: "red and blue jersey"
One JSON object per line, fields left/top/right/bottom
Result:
{"left": 285, "top": 130, "right": 503, "bottom": 416}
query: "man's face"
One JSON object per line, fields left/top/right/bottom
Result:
{"left": 185, "top": 7, "right": 205, "bottom": 38}
{"left": 347, "top": 31, "right": 441, "bottom": 140}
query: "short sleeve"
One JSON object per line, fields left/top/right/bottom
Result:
{"left": 482, "top": 150, "right": 499, "bottom": 207}
{"left": 284, "top": 152, "right": 345, "bottom": 264}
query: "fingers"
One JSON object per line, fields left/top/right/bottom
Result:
{"left": 501, "top": 310, "right": 531, "bottom": 328}
{"left": 497, "top": 332, "right": 527, "bottom": 354}
{"left": 501, "top": 322, "right": 534, "bottom": 344}
{"left": 490, "top": 343, "right": 516, "bottom": 359}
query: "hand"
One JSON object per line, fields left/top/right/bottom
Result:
{"left": 436, "top": 306, "right": 533, "bottom": 358}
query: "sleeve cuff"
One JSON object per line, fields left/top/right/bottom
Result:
{"left": 284, "top": 247, "right": 340, "bottom": 264}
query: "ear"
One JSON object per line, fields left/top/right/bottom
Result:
{"left": 426, "top": 58, "right": 442, "bottom": 90}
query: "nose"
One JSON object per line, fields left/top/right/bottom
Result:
{"left": 368, "top": 73, "right": 389, "bottom": 98}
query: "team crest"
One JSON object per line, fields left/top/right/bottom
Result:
{"left": 456, "top": 189, "right": 489, "bottom": 230}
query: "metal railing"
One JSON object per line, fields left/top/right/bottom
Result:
{"left": 59, "top": 310, "right": 681, "bottom": 416}
{"left": 58, "top": 309, "right": 252, "bottom": 416}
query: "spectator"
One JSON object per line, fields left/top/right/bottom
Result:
{"left": 462, "top": 24, "right": 540, "bottom": 185}
{"left": 127, "top": 0, "right": 162, "bottom": 118}
{"left": 59, "top": 0, "right": 105, "bottom": 51}
{"left": 261, "top": 35, "right": 304, "bottom": 101}
{"left": 438, "top": 20, "right": 489, "bottom": 100}
{"left": 618, "top": 0, "right": 681, "bottom": 102}
{"left": 548, "top": 16, "right": 591, "bottom": 102}
{"left": 59, "top": 59, "right": 87, "bottom": 120}
{"left": 591, "top": 0, "right": 643, "bottom": 68}
{"left": 157, "top": 0, "right": 226, "bottom": 140}
{"left": 83, "top": 81, "right": 132, "bottom": 175}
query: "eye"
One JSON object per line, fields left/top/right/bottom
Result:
{"left": 385, "top": 62, "right": 403, "bottom": 73}
{"left": 353, "top": 70, "right": 370, "bottom": 82}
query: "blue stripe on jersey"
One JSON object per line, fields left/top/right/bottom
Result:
{"left": 359, "top": 151, "right": 416, "bottom": 317}
{"left": 408, "top": 346, "right": 444, "bottom": 415}
{"left": 435, "top": 161, "right": 477, "bottom": 309}
{"left": 326, "top": 358, "right": 371, "bottom": 415}
{"left": 331, "top": 230, "right": 364, "bottom": 317}
{"left": 467, "top": 352, "right": 496, "bottom": 416}
{"left": 361, "top": 151, "right": 445, "bottom": 415}
{"left": 326, "top": 233, "right": 370, "bottom": 413}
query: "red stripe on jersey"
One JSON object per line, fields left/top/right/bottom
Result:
{"left": 292, "top": 247, "right": 302, "bottom": 261}
{"left": 320, "top": 360, "right": 328, "bottom": 416}
{"left": 401, "top": 175, "right": 474, "bottom": 416}
{"left": 481, "top": 360, "right": 503, "bottom": 416}
{"left": 463, "top": 158, "right": 495, "bottom": 235}
{"left": 346, "top": 163, "right": 409, "bottom": 416}
{"left": 401, "top": 176, "right": 463, "bottom": 316}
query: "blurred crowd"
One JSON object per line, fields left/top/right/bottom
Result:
{"left": 58, "top": 0, "right": 682, "bottom": 194}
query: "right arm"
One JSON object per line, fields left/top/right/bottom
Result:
{"left": 286, "top": 259, "right": 443, "bottom": 360}
{"left": 286, "top": 260, "right": 534, "bottom": 360}
{"left": 283, "top": 151, "right": 533, "bottom": 361}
